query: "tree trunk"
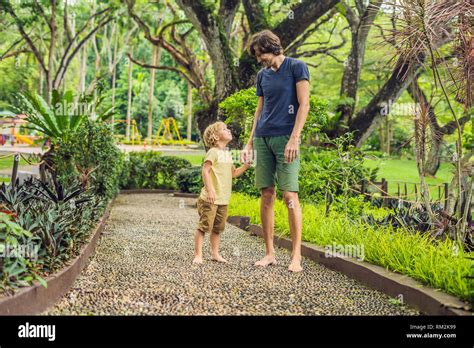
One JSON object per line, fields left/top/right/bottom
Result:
{"left": 337, "top": 1, "right": 383, "bottom": 125}
{"left": 147, "top": 46, "right": 161, "bottom": 140}
{"left": 126, "top": 47, "right": 133, "bottom": 141}
{"left": 186, "top": 80, "right": 193, "bottom": 141}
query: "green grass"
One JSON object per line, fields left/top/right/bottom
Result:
{"left": 172, "top": 154, "right": 204, "bottom": 166}
{"left": 229, "top": 192, "right": 473, "bottom": 301}
{"left": 363, "top": 157, "right": 455, "bottom": 198}
{"left": 0, "top": 156, "right": 29, "bottom": 170}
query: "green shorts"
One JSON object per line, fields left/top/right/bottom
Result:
{"left": 253, "top": 134, "right": 300, "bottom": 192}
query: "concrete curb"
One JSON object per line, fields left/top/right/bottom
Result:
{"left": 0, "top": 196, "right": 116, "bottom": 315}
{"left": 227, "top": 216, "right": 472, "bottom": 316}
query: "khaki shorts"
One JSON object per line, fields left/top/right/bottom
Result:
{"left": 196, "top": 197, "right": 228, "bottom": 234}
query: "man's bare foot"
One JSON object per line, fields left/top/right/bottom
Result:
{"left": 192, "top": 256, "right": 203, "bottom": 264}
{"left": 254, "top": 255, "right": 277, "bottom": 267}
{"left": 211, "top": 254, "right": 228, "bottom": 263}
{"left": 288, "top": 258, "right": 302, "bottom": 272}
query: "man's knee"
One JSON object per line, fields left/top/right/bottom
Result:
{"left": 261, "top": 187, "right": 276, "bottom": 206}
{"left": 283, "top": 191, "right": 298, "bottom": 208}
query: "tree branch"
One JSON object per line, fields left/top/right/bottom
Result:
{"left": 127, "top": 52, "right": 197, "bottom": 87}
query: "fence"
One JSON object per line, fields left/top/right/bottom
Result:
{"left": 359, "top": 178, "right": 450, "bottom": 208}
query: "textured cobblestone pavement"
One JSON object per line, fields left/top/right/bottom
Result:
{"left": 45, "top": 193, "right": 419, "bottom": 315}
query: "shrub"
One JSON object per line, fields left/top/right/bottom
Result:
{"left": 0, "top": 212, "right": 44, "bottom": 293}
{"left": 176, "top": 167, "right": 202, "bottom": 193}
{"left": 299, "top": 133, "right": 378, "bottom": 204}
{"left": 233, "top": 165, "right": 261, "bottom": 198}
{"left": 120, "top": 151, "right": 192, "bottom": 189}
{"left": 219, "top": 87, "right": 329, "bottom": 145}
{"left": 54, "top": 118, "right": 124, "bottom": 200}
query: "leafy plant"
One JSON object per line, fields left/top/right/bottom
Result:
{"left": 120, "top": 152, "right": 192, "bottom": 189}
{"left": 53, "top": 118, "right": 124, "bottom": 200}
{"left": 176, "top": 167, "right": 202, "bottom": 194}
{"left": 0, "top": 212, "right": 45, "bottom": 293}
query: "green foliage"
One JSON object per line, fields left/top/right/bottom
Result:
{"left": 219, "top": 87, "right": 329, "bottom": 145}
{"left": 53, "top": 118, "right": 124, "bottom": 200}
{"left": 228, "top": 192, "right": 473, "bottom": 301}
{"left": 232, "top": 166, "right": 261, "bottom": 198}
{"left": 176, "top": 167, "right": 202, "bottom": 194}
{"left": 219, "top": 87, "right": 258, "bottom": 145}
{"left": 5, "top": 90, "right": 86, "bottom": 143}
{"left": 299, "top": 133, "right": 378, "bottom": 204}
{"left": 0, "top": 212, "right": 43, "bottom": 293}
{"left": 120, "top": 151, "right": 192, "bottom": 189}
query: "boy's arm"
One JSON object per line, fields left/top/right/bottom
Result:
{"left": 232, "top": 163, "right": 251, "bottom": 178}
{"left": 202, "top": 160, "right": 216, "bottom": 203}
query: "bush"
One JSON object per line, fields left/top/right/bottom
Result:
{"left": 233, "top": 165, "right": 261, "bottom": 198}
{"left": 299, "top": 133, "right": 378, "bottom": 204}
{"left": 120, "top": 151, "right": 192, "bottom": 189}
{"left": 0, "top": 212, "right": 44, "bottom": 293}
{"left": 176, "top": 167, "right": 202, "bottom": 193}
{"left": 54, "top": 118, "right": 124, "bottom": 200}
{"left": 0, "top": 177, "right": 104, "bottom": 292}
{"left": 219, "top": 87, "right": 329, "bottom": 145}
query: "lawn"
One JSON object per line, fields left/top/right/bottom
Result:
{"left": 363, "top": 157, "right": 455, "bottom": 198}
{"left": 175, "top": 154, "right": 204, "bottom": 166}
{"left": 0, "top": 155, "right": 29, "bottom": 170}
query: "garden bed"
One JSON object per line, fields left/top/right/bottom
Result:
{"left": 0, "top": 196, "right": 115, "bottom": 315}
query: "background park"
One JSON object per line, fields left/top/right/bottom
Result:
{"left": 0, "top": 0, "right": 472, "bottom": 317}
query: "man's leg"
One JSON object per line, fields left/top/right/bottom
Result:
{"left": 253, "top": 136, "right": 278, "bottom": 267}
{"left": 282, "top": 191, "right": 302, "bottom": 272}
{"left": 272, "top": 134, "right": 302, "bottom": 272}
{"left": 255, "top": 186, "right": 277, "bottom": 266}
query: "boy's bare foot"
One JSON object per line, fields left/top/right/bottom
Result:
{"left": 192, "top": 256, "right": 203, "bottom": 264}
{"left": 288, "top": 258, "right": 302, "bottom": 272}
{"left": 211, "top": 254, "right": 228, "bottom": 263}
{"left": 254, "top": 255, "right": 277, "bottom": 267}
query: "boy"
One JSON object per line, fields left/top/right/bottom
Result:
{"left": 193, "top": 121, "right": 251, "bottom": 264}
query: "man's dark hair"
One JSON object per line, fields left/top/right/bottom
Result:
{"left": 249, "top": 30, "right": 283, "bottom": 57}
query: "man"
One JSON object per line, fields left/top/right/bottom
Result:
{"left": 241, "top": 30, "right": 310, "bottom": 272}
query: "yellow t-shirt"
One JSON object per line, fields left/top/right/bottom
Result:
{"left": 199, "top": 147, "right": 233, "bottom": 205}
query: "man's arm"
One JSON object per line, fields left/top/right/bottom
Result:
{"left": 246, "top": 96, "right": 264, "bottom": 146}
{"left": 285, "top": 80, "right": 310, "bottom": 163}
{"left": 241, "top": 96, "right": 263, "bottom": 164}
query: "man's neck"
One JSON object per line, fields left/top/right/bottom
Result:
{"left": 270, "top": 55, "right": 286, "bottom": 71}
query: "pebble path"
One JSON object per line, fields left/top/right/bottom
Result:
{"left": 45, "top": 193, "right": 419, "bottom": 315}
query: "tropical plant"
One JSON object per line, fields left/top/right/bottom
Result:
{"left": 0, "top": 212, "right": 45, "bottom": 293}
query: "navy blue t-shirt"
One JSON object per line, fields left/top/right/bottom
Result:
{"left": 255, "top": 56, "right": 310, "bottom": 137}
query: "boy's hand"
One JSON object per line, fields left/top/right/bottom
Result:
{"left": 206, "top": 189, "right": 216, "bottom": 204}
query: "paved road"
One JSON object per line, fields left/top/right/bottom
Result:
{"left": 45, "top": 193, "right": 419, "bottom": 315}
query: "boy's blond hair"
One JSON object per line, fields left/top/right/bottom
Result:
{"left": 202, "top": 121, "right": 226, "bottom": 148}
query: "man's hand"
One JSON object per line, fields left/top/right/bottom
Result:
{"left": 284, "top": 136, "right": 300, "bottom": 163}
{"left": 240, "top": 143, "right": 254, "bottom": 165}
{"left": 206, "top": 188, "right": 216, "bottom": 204}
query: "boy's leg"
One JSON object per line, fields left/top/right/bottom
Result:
{"left": 210, "top": 205, "right": 228, "bottom": 263}
{"left": 194, "top": 198, "right": 217, "bottom": 263}
{"left": 193, "top": 229, "right": 205, "bottom": 264}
